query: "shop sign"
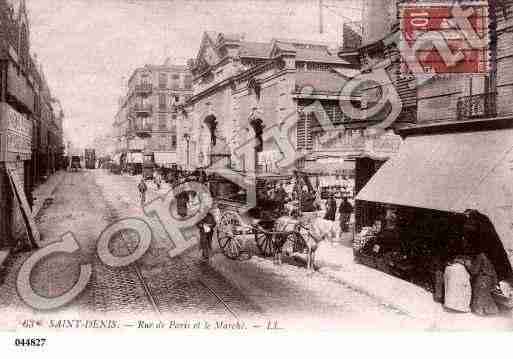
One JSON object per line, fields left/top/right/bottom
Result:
{"left": 365, "top": 131, "right": 403, "bottom": 158}
{"left": 0, "top": 103, "right": 32, "bottom": 162}
{"left": 316, "top": 131, "right": 366, "bottom": 153}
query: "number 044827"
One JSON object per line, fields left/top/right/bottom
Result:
{"left": 14, "top": 338, "right": 47, "bottom": 347}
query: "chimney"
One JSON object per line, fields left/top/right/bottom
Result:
{"left": 362, "top": 0, "right": 390, "bottom": 45}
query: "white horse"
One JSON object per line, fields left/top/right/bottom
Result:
{"left": 275, "top": 215, "right": 338, "bottom": 270}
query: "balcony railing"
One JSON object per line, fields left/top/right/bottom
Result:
{"left": 134, "top": 83, "right": 152, "bottom": 95}
{"left": 457, "top": 93, "right": 497, "bottom": 121}
{"left": 131, "top": 104, "right": 153, "bottom": 117}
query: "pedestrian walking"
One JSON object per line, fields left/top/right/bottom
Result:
{"left": 138, "top": 178, "right": 147, "bottom": 206}
{"left": 154, "top": 169, "right": 162, "bottom": 190}
{"left": 176, "top": 190, "right": 189, "bottom": 218}
{"left": 198, "top": 210, "right": 217, "bottom": 261}
{"left": 338, "top": 196, "right": 353, "bottom": 232}
{"left": 324, "top": 193, "right": 337, "bottom": 221}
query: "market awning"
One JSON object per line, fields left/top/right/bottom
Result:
{"left": 356, "top": 128, "right": 513, "bottom": 260}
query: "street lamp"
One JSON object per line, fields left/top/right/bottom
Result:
{"left": 183, "top": 133, "right": 190, "bottom": 169}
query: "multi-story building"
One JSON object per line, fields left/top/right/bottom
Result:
{"left": 179, "top": 32, "right": 360, "bottom": 174}
{"left": 352, "top": 0, "right": 513, "bottom": 282}
{"left": 0, "top": 0, "right": 64, "bottom": 257}
{"left": 354, "top": 0, "right": 513, "bottom": 126}
{"left": 114, "top": 58, "right": 192, "bottom": 167}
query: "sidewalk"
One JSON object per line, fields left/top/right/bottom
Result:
{"left": 314, "top": 242, "right": 513, "bottom": 330}
{"left": 32, "top": 170, "right": 66, "bottom": 219}
{"left": 0, "top": 170, "right": 65, "bottom": 282}
{"left": 209, "top": 235, "right": 513, "bottom": 330}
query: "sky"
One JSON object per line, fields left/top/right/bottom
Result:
{"left": 26, "top": 0, "right": 361, "bottom": 148}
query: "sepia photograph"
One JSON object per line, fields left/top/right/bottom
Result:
{"left": 0, "top": 0, "right": 513, "bottom": 351}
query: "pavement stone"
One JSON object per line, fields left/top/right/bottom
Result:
{"left": 314, "top": 241, "right": 513, "bottom": 330}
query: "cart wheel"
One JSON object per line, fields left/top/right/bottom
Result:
{"left": 217, "top": 211, "right": 243, "bottom": 260}
{"left": 292, "top": 232, "right": 308, "bottom": 253}
{"left": 255, "top": 231, "right": 275, "bottom": 257}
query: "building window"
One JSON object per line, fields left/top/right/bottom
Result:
{"left": 296, "top": 108, "right": 314, "bottom": 151}
{"left": 159, "top": 72, "right": 167, "bottom": 89}
{"left": 159, "top": 94, "right": 167, "bottom": 110}
{"left": 158, "top": 114, "right": 167, "bottom": 130}
{"left": 171, "top": 74, "right": 180, "bottom": 89}
{"left": 184, "top": 75, "right": 192, "bottom": 89}
{"left": 171, "top": 133, "right": 177, "bottom": 149}
{"left": 306, "top": 63, "right": 331, "bottom": 72}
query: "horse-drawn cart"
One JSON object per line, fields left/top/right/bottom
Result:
{"left": 211, "top": 171, "right": 321, "bottom": 267}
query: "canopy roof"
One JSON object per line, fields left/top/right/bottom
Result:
{"left": 357, "top": 128, "right": 513, "bottom": 265}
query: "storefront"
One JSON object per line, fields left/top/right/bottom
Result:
{"left": 352, "top": 130, "right": 403, "bottom": 231}
{"left": 354, "top": 119, "right": 513, "bottom": 299}
{"left": 0, "top": 102, "right": 39, "bottom": 250}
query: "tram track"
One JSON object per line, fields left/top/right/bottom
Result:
{"left": 92, "top": 172, "right": 259, "bottom": 318}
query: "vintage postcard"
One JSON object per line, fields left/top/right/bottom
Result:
{"left": 1, "top": 0, "right": 513, "bottom": 353}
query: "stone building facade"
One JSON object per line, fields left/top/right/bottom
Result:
{"left": 179, "top": 32, "right": 360, "bottom": 173}
{"left": 114, "top": 59, "right": 192, "bottom": 165}
{"left": 357, "top": 0, "right": 513, "bottom": 125}
{"left": 352, "top": 0, "right": 513, "bottom": 232}
{"left": 0, "top": 0, "right": 64, "bottom": 252}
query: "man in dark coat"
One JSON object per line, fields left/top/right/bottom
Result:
{"left": 198, "top": 211, "right": 217, "bottom": 261}
{"left": 138, "top": 178, "right": 148, "bottom": 206}
{"left": 463, "top": 209, "right": 513, "bottom": 282}
{"left": 324, "top": 194, "right": 337, "bottom": 221}
{"left": 339, "top": 197, "right": 353, "bottom": 232}
{"left": 176, "top": 191, "right": 189, "bottom": 218}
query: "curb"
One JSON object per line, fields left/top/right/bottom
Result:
{"left": 32, "top": 171, "right": 65, "bottom": 219}
{"left": 318, "top": 267, "right": 429, "bottom": 318}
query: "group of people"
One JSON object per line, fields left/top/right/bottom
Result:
{"left": 137, "top": 171, "right": 356, "bottom": 262}
{"left": 443, "top": 210, "right": 513, "bottom": 316}
{"left": 138, "top": 173, "right": 217, "bottom": 262}
{"left": 323, "top": 194, "right": 354, "bottom": 234}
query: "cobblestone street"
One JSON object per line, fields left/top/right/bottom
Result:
{"left": 0, "top": 170, "right": 428, "bottom": 329}
{"left": 0, "top": 170, "right": 261, "bottom": 325}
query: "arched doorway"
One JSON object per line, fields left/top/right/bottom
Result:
{"left": 249, "top": 118, "right": 264, "bottom": 173}
{"left": 204, "top": 115, "right": 218, "bottom": 146}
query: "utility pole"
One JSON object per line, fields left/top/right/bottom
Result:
{"left": 319, "top": 0, "right": 324, "bottom": 34}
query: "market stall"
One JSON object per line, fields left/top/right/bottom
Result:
{"left": 355, "top": 123, "right": 513, "bottom": 308}
{"left": 303, "top": 158, "right": 355, "bottom": 199}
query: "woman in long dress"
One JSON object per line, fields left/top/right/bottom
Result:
{"left": 467, "top": 253, "right": 500, "bottom": 316}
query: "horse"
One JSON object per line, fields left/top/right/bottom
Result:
{"left": 274, "top": 215, "right": 339, "bottom": 270}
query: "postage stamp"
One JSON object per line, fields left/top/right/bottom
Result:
{"left": 399, "top": 1, "right": 490, "bottom": 74}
